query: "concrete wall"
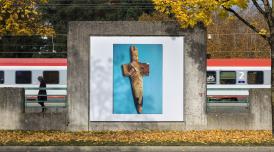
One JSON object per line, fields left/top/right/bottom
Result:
{"left": 0, "top": 85, "right": 269, "bottom": 131}
{"left": 207, "top": 89, "right": 272, "bottom": 130}
{"left": 68, "top": 21, "right": 272, "bottom": 131}
{"left": 67, "top": 21, "right": 207, "bottom": 131}
{"left": 0, "top": 88, "right": 24, "bottom": 130}
{"left": 0, "top": 88, "right": 68, "bottom": 130}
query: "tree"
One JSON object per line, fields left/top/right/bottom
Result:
{"left": 140, "top": 6, "right": 270, "bottom": 58}
{"left": 0, "top": 0, "right": 55, "bottom": 58}
{"left": 207, "top": 10, "right": 270, "bottom": 58}
{"left": 42, "top": 0, "right": 153, "bottom": 34}
{"left": 39, "top": 0, "right": 154, "bottom": 52}
{"left": 0, "top": 0, "right": 54, "bottom": 36}
{"left": 153, "top": 0, "right": 271, "bottom": 47}
{"left": 153, "top": 0, "right": 274, "bottom": 132}
{"left": 0, "top": 0, "right": 153, "bottom": 58}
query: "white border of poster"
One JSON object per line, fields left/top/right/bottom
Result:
{"left": 90, "top": 36, "right": 184, "bottom": 121}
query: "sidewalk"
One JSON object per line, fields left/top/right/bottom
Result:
{"left": 1, "top": 146, "right": 274, "bottom": 152}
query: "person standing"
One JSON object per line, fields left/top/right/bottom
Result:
{"left": 38, "top": 76, "right": 47, "bottom": 112}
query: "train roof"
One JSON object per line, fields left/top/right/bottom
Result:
{"left": 207, "top": 58, "right": 271, "bottom": 67}
{"left": 0, "top": 58, "right": 67, "bottom": 66}
{"left": 0, "top": 58, "right": 270, "bottom": 67}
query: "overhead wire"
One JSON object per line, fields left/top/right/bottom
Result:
{"left": 36, "top": 1, "right": 155, "bottom": 9}
{"left": 3, "top": 1, "right": 267, "bottom": 54}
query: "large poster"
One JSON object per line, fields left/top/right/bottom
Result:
{"left": 90, "top": 36, "right": 184, "bottom": 121}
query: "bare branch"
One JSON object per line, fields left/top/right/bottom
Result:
{"left": 262, "top": 0, "right": 273, "bottom": 30}
{"left": 253, "top": 0, "right": 272, "bottom": 28}
{"left": 223, "top": 6, "right": 270, "bottom": 42}
{"left": 262, "top": 0, "right": 271, "bottom": 15}
{"left": 251, "top": 0, "right": 266, "bottom": 16}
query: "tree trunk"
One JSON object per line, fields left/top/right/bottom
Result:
{"left": 271, "top": 27, "right": 274, "bottom": 134}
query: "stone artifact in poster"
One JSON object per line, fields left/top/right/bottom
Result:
{"left": 113, "top": 44, "right": 163, "bottom": 114}
{"left": 122, "top": 46, "right": 150, "bottom": 113}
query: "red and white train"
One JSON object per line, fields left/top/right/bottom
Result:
{"left": 207, "top": 58, "right": 271, "bottom": 102}
{"left": 0, "top": 58, "right": 270, "bottom": 103}
{"left": 0, "top": 58, "right": 67, "bottom": 98}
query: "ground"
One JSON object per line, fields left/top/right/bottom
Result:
{"left": 0, "top": 130, "right": 272, "bottom": 146}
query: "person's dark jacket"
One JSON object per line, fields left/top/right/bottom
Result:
{"left": 38, "top": 80, "right": 47, "bottom": 101}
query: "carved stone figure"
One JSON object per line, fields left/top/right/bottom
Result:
{"left": 122, "top": 46, "right": 149, "bottom": 113}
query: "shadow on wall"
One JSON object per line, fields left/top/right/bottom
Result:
{"left": 188, "top": 41, "right": 206, "bottom": 72}
{"left": 90, "top": 58, "right": 113, "bottom": 121}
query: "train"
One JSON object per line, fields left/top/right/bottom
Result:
{"left": 0, "top": 58, "right": 271, "bottom": 103}
{"left": 207, "top": 58, "right": 271, "bottom": 102}
{"left": 0, "top": 58, "right": 67, "bottom": 105}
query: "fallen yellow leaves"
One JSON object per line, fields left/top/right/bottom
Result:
{"left": 0, "top": 130, "right": 272, "bottom": 146}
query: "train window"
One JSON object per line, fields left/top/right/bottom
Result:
{"left": 16, "top": 71, "right": 31, "bottom": 84}
{"left": 247, "top": 71, "right": 264, "bottom": 84}
{"left": 207, "top": 71, "right": 216, "bottom": 84}
{"left": 43, "top": 71, "right": 59, "bottom": 84}
{"left": 220, "top": 71, "right": 236, "bottom": 84}
{"left": 0, "top": 71, "right": 4, "bottom": 84}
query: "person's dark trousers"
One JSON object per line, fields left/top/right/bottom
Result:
{"left": 38, "top": 102, "right": 46, "bottom": 112}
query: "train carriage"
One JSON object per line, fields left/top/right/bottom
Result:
{"left": 207, "top": 58, "right": 271, "bottom": 104}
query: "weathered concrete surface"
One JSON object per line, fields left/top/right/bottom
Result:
{"left": 207, "top": 89, "right": 272, "bottom": 130}
{"left": 20, "top": 112, "right": 68, "bottom": 130}
{"left": 249, "top": 89, "right": 272, "bottom": 130}
{"left": 1, "top": 146, "right": 274, "bottom": 152}
{"left": 0, "top": 88, "right": 68, "bottom": 130}
{"left": 87, "top": 122, "right": 186, "bottom": 131}
{"left": 0, "top": 88, "right": 24, "bottom": 130}
{"left": 67, "top": 21, "right": 207, "bottom": 131}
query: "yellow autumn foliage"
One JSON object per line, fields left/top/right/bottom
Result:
{"left": 153, "top": 0, "right": 249, "bottom": 28}
{"left": 259, "top": 28, "right": 269, "bottom": 36}
{"left": 0, "top": 0, "right": 54, "bottom": 36}
{"left": 0, "top": 130, "right": 272, "bottom": 145}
